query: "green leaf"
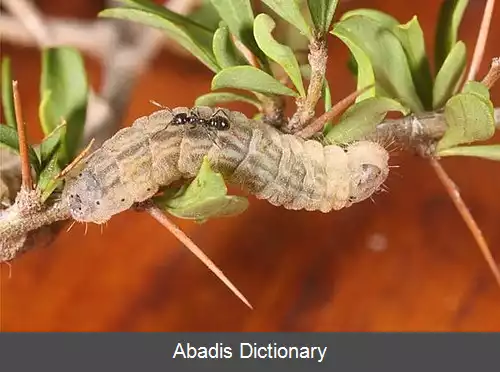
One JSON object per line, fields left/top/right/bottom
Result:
{"left": 438, "top": 145, "right": 500, "bottom": 161}
{"left": 254, "top": 14, "right": 305, "bottom": 96}
{"left": 261, "top": 0, "right": 313, "bottom": 39}
{"left": 114, "top": 0, "right": 216, "bottom": 32}
{"left": 37, "top": 153, "right": 62, "bottom": 202}
{"left": 435, "top": 0, "right": 469, "bottom": 71}
{"left": 307, "top": 0, "right": 338, "bottom": 34}
{"left": 0, "top": 124, "right": 41, "bottom": 174}
{"left": 433, "top": 41, "right": 466, "bottom": 110}
{"left": 332, "top": 15, "right": 424, "bottom": 113}
{"left": 212, "top": 23, "right": 247, "bottom": 68}
{"left": 38, "top": 123, "right": 65, "bottom": 167}
{"left": 209, "top": 0, "right": 267, "bottom": 66}
{"left": 40, "top": 47, "right": 88, "bottom": 164}
{"left": 322, "top": 80, "right": 333, "bottom": 132}
{"left": 99, "top": 8, "right": 219, "bottom": 72}
{"left": 194, "top": 92, "right": 262, "bottom": 109}
{"left": 331, "top": 21, "right": 376, "bottom": 102}
{"left": 324, "top": 97, "right": 409, "bottom": 143}
{"left": 212, "top": 66, "right": 298, "bottom": 96}
{"left": 437, "top": 92, "right": 495, "bottom": 151}
{"left": 189, "top": 0, "right": 222, "bottom": 31}
{"left": 1, "top": 58, "right": 16, "bottom": 128}
{"left": 461, "top": 80, "right": 490, "bottom": 100}
{"left": 341, "top": 8, "right": 399, "bottom": 28}
{"left": 156, "top": 156, "right": 248, "bottom": 221}
{"left": 393, "top": 16, "right": 433, "bottom": 110}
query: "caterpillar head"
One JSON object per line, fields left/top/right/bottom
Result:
{"left": 62, "top": 167, "right": 127, "bottom": 224}
{"left": 345, "top": 141, "right": 389, "bottom": 204}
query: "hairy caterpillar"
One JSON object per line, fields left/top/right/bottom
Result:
{"left": 63, "top": 107, "right": 390, "bottom": 224}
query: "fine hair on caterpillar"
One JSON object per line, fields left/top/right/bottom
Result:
{"left": 62, "top": 106, "right": 390, "bottom": 224}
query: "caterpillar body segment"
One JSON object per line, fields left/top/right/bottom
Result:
{"left": 63, "top": 107, "right": 389, "bottom": 223}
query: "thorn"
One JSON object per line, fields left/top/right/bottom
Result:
{"left": 429, "top": 158, "right": 500, "bottom": 288}
{"left": 466, "top": 0, "right": 495, "bottom": 81}
{"left": 66, "top": 220, "right": 77, "bottom": 232}
{"left": 146, "top": 204, "right": 253, "bottom": 309}
{"left": 295, "top": 84, "right": 374, "bottom": 139}
{"left": 56, "top": 139, "right": 95, "bottom": 180}
{"left": 12, "top": 80, "right": 33, "bottom": 190}
{"left": 1, "top": 261, "right": 13, "bottom": 279}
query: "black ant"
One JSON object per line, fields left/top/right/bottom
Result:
{"left": 187, "top": 108, "right": 231, "bottom": 131}
{"left": 150, "top": 101, "right": 231, "bottom": 132}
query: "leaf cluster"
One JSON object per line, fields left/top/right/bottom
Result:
{"left": 2, "top": 0, "right": 498, "bottom": 226}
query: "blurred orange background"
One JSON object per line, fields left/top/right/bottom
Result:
{"left": 1, "top": 0, "right": 499, "bottom": 331}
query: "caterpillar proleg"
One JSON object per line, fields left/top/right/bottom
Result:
{"left": 63, "top": 107, "right": 390, "bottom": 224}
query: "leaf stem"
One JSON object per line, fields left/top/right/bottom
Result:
{"left": 12, "top": 80, "right": 33, "bottom": 190}
{"left": 429, "top": 157, "right": 500, "bottom": 289}
{"left": 146, "top": 204, "right": 253, "bottom": 309}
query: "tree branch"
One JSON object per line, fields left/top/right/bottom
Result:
{"left": 286, "top": 37, "right": 328, "bottom": 132}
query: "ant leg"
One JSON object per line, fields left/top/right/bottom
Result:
{"left": 203, "top": 126, "right": 221, "bottom": 149}
{"left": 188, "top": 107, "right": 201, "bottom": 129}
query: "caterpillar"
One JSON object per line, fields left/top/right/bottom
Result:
{"left": 62, "top": 106, "right": 390, "bottom": 224}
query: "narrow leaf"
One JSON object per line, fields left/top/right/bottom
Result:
{"left": 0, "top": 124, "right": 41, "bottom": 173}
{"left": 331, "top": 22, "right": 376, "bottom": 102}
{"left": 324, "top": 97, "right": 409, "bottom": 143}
{"left": 209, "top": 0, "right": 265, "bottom": 64}
{"left": 115, "top": 0, "right": 216, "bottom": 32}
{"left": 433, "top": 41, "right": 466, "bottom": 109}
{"left": 194, "top": 92, "right": 262, "bottom": 109}
{"left": 439, "top": 145, "right": 500, "bottom": 161}
{"left": 307, "top": 0, "right": 339, "bottom": 34}
{"left": 1, "top": 58, "right": 16, "bottom": 128}
{"left": 40, "top": 47, "right": 88, "bottom": 164}
{"left": 437, "top": 92, "right": 495, "bottom": 151}
{"left": 38, "top": 123, "right": 65, "bottom": 167}
{"left": 341, "top": 8, "right": 399, "bottom": 28}
{"left": 261, "top": 0, "right": 313, "bottom": 39}
{"left": 435, "top": 0, "right": 469, "bottom": 70}
{"left": 37, "top": 153, "right": 62, "bottom": 202}
{"left": 189, "top": 0, "right": 222, "bottom": 31}
{"left": 212, "top": 66, "right": 298, "bottom": 96}
{"left": 332, "top": 15, "right": 424, "bottom": 113}
{"left": 100, "top": 8, "right": 219, "bottom": 72}
{"left": 254, "top": 14, "right": 305, "bottom": 96}
{"left": 322, "top": 80, "right": 333, "bottom": 132}
{"left": 393, "top": 16, "right": 433, "bottom": 110}
{"left": 213, "top": 23, "right": 247, "bottom": 68}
